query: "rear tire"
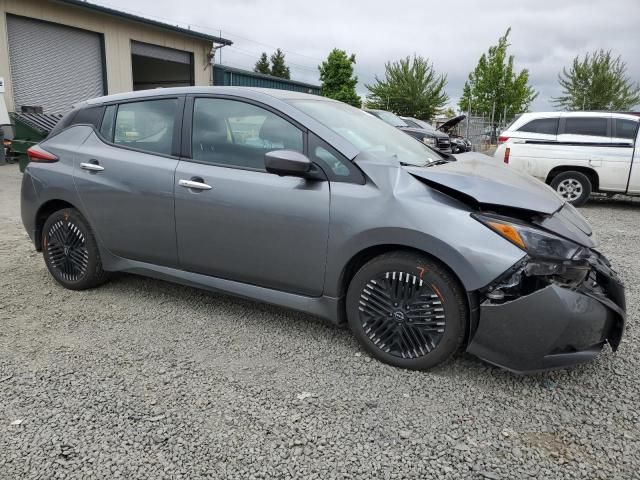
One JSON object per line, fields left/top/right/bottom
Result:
{"left": 550, "top": 171, "right": 592, "bottom": 207}
{"left": 346, "top": 251, "right": 467, "bottom": 370}
{"left": 42, "top": 208, "right": 109, "bottom": 290}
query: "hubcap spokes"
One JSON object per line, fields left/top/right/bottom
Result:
{"left": 358, "top": 271, "right": 445, "bottom": 359}
{"left": 47, "top": 220, "right": 89, "bottom": 281}
{"left": 557, "top": 179, "right": 582, "bottom": 201}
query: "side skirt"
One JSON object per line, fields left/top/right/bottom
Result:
{"left": 99, "top": 247, "right": 342, "bottom": 325}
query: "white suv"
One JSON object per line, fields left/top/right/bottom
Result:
{"left": 494, "top": 112, "right": 640, "bottom": 206}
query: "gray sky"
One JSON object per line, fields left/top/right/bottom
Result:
{"left": 99, "top": 0, "right": 640, "bottom": 111}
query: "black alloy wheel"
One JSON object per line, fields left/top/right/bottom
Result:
{"left": 42, "top": 208, "right": 109, "bottom": 290}
{"left": 358, "top": 271, "right": 445, "bottom": 359}
{"left": 347, "top": 251, "right": 467, "bottom": 370}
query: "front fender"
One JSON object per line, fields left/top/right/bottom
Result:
{"left": 323, "top": 160, "right": 526, "bottom": 297}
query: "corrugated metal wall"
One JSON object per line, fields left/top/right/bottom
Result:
{"left": 213, "top": 65, "right": 320, "bottom": 95}
{"left": 6, "top": 15, "right": 105, "bottom": 114}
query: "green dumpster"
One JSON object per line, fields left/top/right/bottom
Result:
{"left": 9, "top": 112, "right": 62, "bottom": 172}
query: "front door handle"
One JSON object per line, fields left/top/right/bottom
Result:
{"left": 178, "top": 179, "right": 212, "bottom": 190}
{"left": 80, "top": 161, "right": 104, "bottom": 172}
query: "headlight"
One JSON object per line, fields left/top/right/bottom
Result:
{"left": 473, "top": 214, "right": 581, "bottom": 260}
{"left": 422, "top": 136, "right": 436, "bottom": 146}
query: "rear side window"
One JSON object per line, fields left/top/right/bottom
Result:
{"left": 563, "top": 117, "right": 608, "bottom": 137}
{"left": 615, "top": 119, "right": 638, "bottom": 140}
{"left": 113, "top": 99, "right": 177, "bottom": 155}
{"left": 517, "top": 118, "right": 558, "bottom": 135}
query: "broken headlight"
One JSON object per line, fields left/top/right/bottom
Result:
{"left": 473, "top": 214, "right": 582, "bottom": 260}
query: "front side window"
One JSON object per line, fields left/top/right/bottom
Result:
{"left": 113, "top": 99, "right": 177, "bottom": 155}
{"left": 563, "top": 117, "right": 608, "bottom": 137}
{"left": 518, "top": 118, "right": 558, "bottom": 135}
{"left": 192, "top": 98, "right": 303, "bottom": 170}
{"left": 615, "top": 119, "right": 638, "bottom": 140}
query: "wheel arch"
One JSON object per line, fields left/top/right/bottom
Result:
{"left": 33, "top": 199, "right": 77, "bottom": 251}
{"left": 546, "top": 166, "right": 599, "bottom": 192}
{"left": 336, "top": 243, "right": 479, "bottom": 344}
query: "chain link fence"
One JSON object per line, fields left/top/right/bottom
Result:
{"left": 455, "top": 115, "right": 515, "bottom": 153}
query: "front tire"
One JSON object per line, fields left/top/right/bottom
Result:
{"left": 346, "top": 251, "right": 467, "bottom": 370}
{"left": 42, "top": 208, "right": 109, "bottom": 290}
{"left": 550, "top": 171, "right": 592, "bottom": 206}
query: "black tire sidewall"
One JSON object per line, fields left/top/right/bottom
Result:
{"left": 42, "top": 208, "right": 104, "bottom": 290}
{"left": 551, "top": 171, "right": 592, "bottom": 207}
{"left": 346, "top": 252, "right": 467, "bottom": 370}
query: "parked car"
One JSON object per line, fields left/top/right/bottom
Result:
{"left": 365, "top": 109, "right": 451, "bottom": 152}
{"left": 438, "top": 115, "right": 472, "bottom": 153}
{"left": 495, "top": 111, "right": 640, "bottom": 206}
{"left": 21, "top": 87, "right": 625, "bottom": 373}
{"left": 404, "top": 115, "right": 471, "bottom": 153}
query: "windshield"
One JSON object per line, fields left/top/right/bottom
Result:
{"left": 289, "top": 100, "right": 445, "bottom": 166}
{"left": 411, "top": 118, "right": 438, "bottom": 133}
{"left": 371, "top": 110, "right": 408, "bottom": 127}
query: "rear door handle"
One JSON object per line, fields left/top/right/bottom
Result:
{"left": 80, "top": 162, "right": 104, "bottom": 172}
{"left": 178, "top": 179, "right": 212, "bottom": 190}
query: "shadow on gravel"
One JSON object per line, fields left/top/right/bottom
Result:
{"left": 94, "top": 272, "right": 614, "bottom": 386}
{"left": 583, "top": 195, "right": 640, "bottom": 209}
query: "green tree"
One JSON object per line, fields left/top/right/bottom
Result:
{"left": 270, "top": 48, "right": 290, "bottom": 79}
{"left": 365, "top": 55, "right": 448, "bottom": 120}
{"left": 458, "top": 28, "right": 537, "bottom": 121}
{"left": 254, "top": 52, "right": 271, "bottom": 75}
{"left": 552, "top": 50, "right": 640, "bottom": 111}
{"left": 318, "top": 49, "right": 361, "bottom": 107}
{"left": 438, "top": 107, "right": 457, "bottom": 118}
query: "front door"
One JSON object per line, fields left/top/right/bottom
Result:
{"left": 174, "top": 97, "right": 330, "bottom": 296}
{"left": 74, "top": 97, "right": 181, "bottom": 266}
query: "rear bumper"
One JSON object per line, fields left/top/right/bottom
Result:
{"left": 467, "top": 254, "right": 625, "bottom": 374}
{"left": 20, "top": 169, "right": 38, "bottom": 247}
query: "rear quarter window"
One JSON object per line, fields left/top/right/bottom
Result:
{"left": 71, "top": 106, "right": 105, "bottom": 129}
{"left": 517, "top": 118, "right": 558, "bottom": 135}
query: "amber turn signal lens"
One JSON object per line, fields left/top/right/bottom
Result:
{"left": 487, "top": 221, "right": 527, "bottom": 250}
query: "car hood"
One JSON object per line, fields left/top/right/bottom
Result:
{"left": 399, "top": 126, "right": 449, "bottom": 139}
{"left": 404, "top": 152, "right": 564, "bottom": 215}
{"left": 437, "top": 115, "right": 466, "bottom": 132}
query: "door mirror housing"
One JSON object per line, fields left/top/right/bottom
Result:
{"left": 265, "top": 150, "right": 317, "bottom": 178}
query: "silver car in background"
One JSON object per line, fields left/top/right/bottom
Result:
{"left": 21, "top": 87, "right": 625, "bottom": 373}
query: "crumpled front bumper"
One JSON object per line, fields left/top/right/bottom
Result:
{"left": 466, "top": 252, "right": 625, "bottom": 374}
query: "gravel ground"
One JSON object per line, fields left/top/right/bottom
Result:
{"left": 0, "top": 162, "right": 638, "bottom": 479}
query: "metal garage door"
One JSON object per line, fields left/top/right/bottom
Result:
{"left": 6, "top": 15, "right": 105, "bottom": 115}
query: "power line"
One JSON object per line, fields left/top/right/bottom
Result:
{"left": 227, "top": 46, "right": 319, "bottom": 72}
{"left": 89, "top": 0, "right": 327, "bottom": 63}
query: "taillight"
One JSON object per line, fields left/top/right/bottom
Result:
{"left": 27, "top": 145, "right": 58, "bottom": 163}
{"left": 504, "top": 147, "right": 511, "bottom": 164}
{"left": 498, "top": 136, "right": 509, "bottom": 144}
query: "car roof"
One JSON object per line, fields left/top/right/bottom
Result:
{"left": 82, "top": 86, "right": 332, "bottom": 107}
{"left": 517, "top": 111, "right": 640, "bottom": 121}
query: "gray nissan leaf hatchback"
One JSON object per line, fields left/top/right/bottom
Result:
{"left": 21, "top": 87, "right": 625, "bottom": 373}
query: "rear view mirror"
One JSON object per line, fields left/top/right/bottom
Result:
{"left": 265, "top": 150, "right": 313, "bottom": 177}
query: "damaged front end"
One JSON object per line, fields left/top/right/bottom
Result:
{"left": 466, "top": 212, "right": 626, "bottom": 373}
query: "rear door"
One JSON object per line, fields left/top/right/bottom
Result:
{"left": 174, "top": 96, "right": 330, "bottom": 296}
{"left": 73, "top": 96, "right": 182, "bottom": 267}
{"left": 555, "top": 114, "right": 631, "bottom": 192}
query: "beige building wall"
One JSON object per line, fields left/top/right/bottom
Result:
{"left": 0, "top": 0, "right": 213, "bottom": 112}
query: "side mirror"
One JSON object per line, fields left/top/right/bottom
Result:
{"left": 265, "top": 150, "right": 313, "bottom": 177}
